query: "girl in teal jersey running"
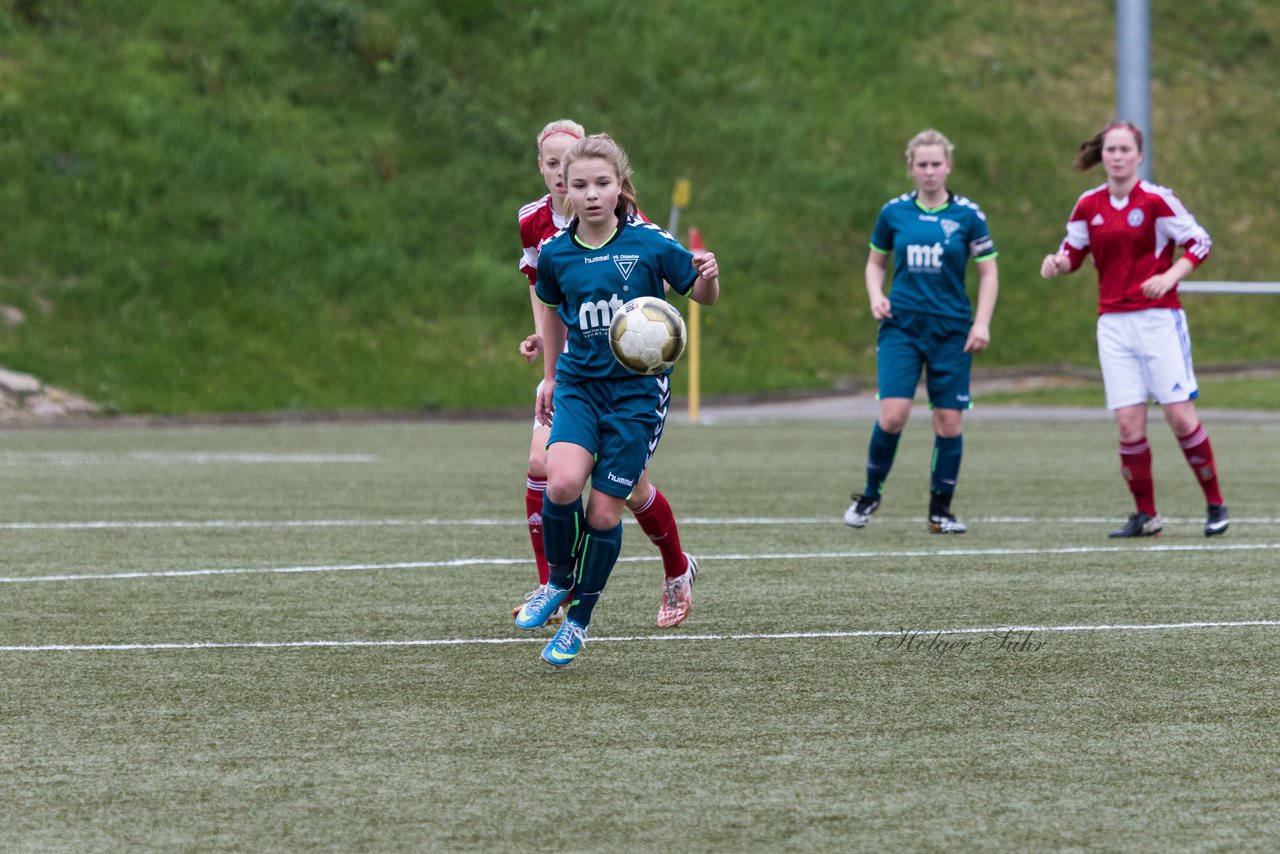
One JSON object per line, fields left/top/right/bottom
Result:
{"left": 516, "top": 134, "right": 719, "bottom": 666}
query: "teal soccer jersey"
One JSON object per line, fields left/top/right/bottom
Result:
{"left": 536, "top": 215, "right": 698, "bottom": 382}
{"left": 870, "top": 191, "right": 997, "bottom": 321}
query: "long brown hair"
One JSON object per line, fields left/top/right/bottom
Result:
{"left": 1074, "top": 120, "right": 1144, "bottom": 172}
{"left": 561, "top": 134, "right": 640, "bottom": 218}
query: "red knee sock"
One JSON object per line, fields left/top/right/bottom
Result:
{"left": 631, "top": 487, "right": 688, "bottom": 579}
{"left": 1177, "top": 423, "right": 1224, "bottom": 506}
{"left": 1119, "top": 439, "right": 1157, "bottom": 516}
{"left": 525, "top": 474, "right": 549, "bottom": 585}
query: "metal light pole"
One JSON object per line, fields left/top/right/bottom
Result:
{"left": 1116, "top": 0, "right": 1153, "bottom": 180}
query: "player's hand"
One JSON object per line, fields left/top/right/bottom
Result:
{"left": 535, "top": 379, "right": 556, "bottom": 427}
{"left": 1139, "top": 272, "right": 1176, "bottom": 300}
{"left": 693, "top": 251, "right": 717, "bottom": 281}
{"left": 869, "top": 294, "right": 892, "bottom": 320}
{"left": 964, "top": 322, "right": 991, "bottom": 353}
{"left": 1040, "top": 254, "right": 1067, "bottom": 279}
{"left": 519, "top": 334, "right": 543, "bottom": 363}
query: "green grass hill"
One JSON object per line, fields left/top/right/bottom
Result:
{"left": 1, "top": 0, "right": 1277, "bottom": 414}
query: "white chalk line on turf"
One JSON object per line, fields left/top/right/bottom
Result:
{"left": 5, "top": 541, "right": 1280, "bottom": 585}
{"left": 2, "top": 515, "right": 1278, "bottom": 531}
{"left": 3, "top": 619, "right": 1278, "bottom": 653}
{"left": 0, "top": 452, "right": 376, "bottom": 466}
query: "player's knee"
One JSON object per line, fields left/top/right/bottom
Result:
{"left": 624, "top": 480, "right": 653, "bottom": 511}
{"left": 544, "top": 475, "right": 582, "bottom": 505}
{"left": 585, "top": 505, "right": 623, "bottom": 530}
{"left": 933, "top": 411, "right": 963, "bottom": 437}
{"left": 1167, "top": 410, "right": 1200, "bottom": 438}
{"left": 527, "top": 452, "right": 548, "bottom": 479}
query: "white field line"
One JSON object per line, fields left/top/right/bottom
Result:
{"left": 0, "top": 452, "right": 376, "bottom": 466}
{"left": 2, "top": 515, "right": 1278, "bottom": 531}
{"left": 5, "top": 541, "right": 1280, "bottom": 585}
{"left": 2, "top": 619, "right": 1277, "bottom": 654}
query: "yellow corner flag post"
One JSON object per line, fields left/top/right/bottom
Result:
{"left": 667, "top": 178, "right": 691, "bottom": 238}
{"left": 686, "top": 227, "right": 704, "bottom": 424}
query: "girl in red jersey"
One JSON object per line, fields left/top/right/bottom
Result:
{"left": 514, "top": 119, "right": 699, "bottom": 627}
{"left": 1041, "top": 120, "right": 1227, "bottom": 538}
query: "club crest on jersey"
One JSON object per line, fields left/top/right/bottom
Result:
{"left": 940, "top": 219, "right": 961, "bottom": 241}
{"left": 613, "top": 254, "right": 640, "bottom": 280}
{"left": 1127, "top": 209, "right": 1145, "bottom": 228}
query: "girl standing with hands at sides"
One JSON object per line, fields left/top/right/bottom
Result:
{"left": 1041, "top": 120, "right": 1227, "bottom": 538}
{"left": 845, "top": 129, "right": 999, "bottom": 534}
{"left": 517, "top": 133, "right": 719, "bottom": 666}
{"left": 515, "top": 120, "right": 701, "bottom": 629}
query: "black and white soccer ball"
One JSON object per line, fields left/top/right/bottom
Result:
{"left": 608, "top": 296, "right": 688, "bottom": 375}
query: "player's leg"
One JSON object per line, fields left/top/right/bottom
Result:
{"left": 526, "top": 421, "right": 552, "bottom": 584}
{"left": 542, "top": 375, "right": 670, "bottom": 664}
{"left": 923, "top": 319, "right": 972, "bottom": 533}
{"left": 1099, "top": 313, "right": 1163, "bottom": 538}
{"left": 627, "top": 470, "right": 697, "bottom": 628}
{"left": 1161, "top": 401, "right": 1227, "bottom": 535}
{"left": 512, "top": 417, "right": 556, "bottom": 619}
{"left": 1143, "top": 310, "right": 1228, "bottom": 536}
{"left": 541, "top": 488, "right": 625, "bottom": 667}
{"left": 846, "top": 316, "right": 920, "bottom": 528}
{"left": 926, "top": 408, "right": 966, "bottom": 533}
{"left": 517, "top": 440, "right": 592, "bottom": 630}
{"left": 517, "top": 382, "right": 598, "bottom": 630}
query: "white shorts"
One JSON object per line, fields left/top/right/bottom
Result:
{"left": 1096, "top": 308, "right": 1198, "bottom": 410}
{"left": 532, "top": 379, "right": 549, "bottom": 430}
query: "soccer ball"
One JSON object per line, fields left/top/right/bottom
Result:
{"left": 608, "top": 296, "right": 687, "bottom": 375}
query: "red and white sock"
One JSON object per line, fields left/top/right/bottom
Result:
{"left": 525, "top": 474, "right": 549, "bottom": 585}
{"left": 1119, "top": 438, "right": 1157, "bottom": 516}
{"left": 1177, "top": 423, "right": 1224, "bottom": 506}
{"left": 631, "top": 487, "right": 688, "bottom": 579}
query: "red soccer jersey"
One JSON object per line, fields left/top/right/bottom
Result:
{"left": 1057, "top": 181, "right": 1212, "bottom": 314}
{"left": 518, "top": 194, "right": 570, "bottom": 288}
{"left": 517, "top": 196, "right": 652, "bottom": 287}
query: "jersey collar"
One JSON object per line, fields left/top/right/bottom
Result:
{"left": 912, "top": 190, "right": 953, "bottom": 214}
{"left": 569, "top": 208, "right": 627, "bottom": 250}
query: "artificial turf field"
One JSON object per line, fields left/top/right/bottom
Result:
{"left": 2, "top": 412, "right": 1278, "bottom": 851}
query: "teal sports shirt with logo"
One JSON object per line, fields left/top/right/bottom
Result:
{"left": 536, "top": 214, "right": 697, "bottom": 382}
{"left": 870, "top": 191, "right": 997, "bottom": 321}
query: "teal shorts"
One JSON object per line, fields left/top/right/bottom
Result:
{"left": 876, "top": 310, "right": 973, "bottom": 409}
{"left": 547, "top": 375, "right": 671, "bottom": 498}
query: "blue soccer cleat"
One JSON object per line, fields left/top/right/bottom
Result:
{"left": 515, "top": 583, "right": 571, "bottom": 629}
{"left": 541, "top": 617, "right": 588, "bottom": 667}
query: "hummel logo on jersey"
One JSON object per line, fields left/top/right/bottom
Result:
{"left": 906, "top": 243, "right": 944, "bottom": 270}
{"left": 1090, "top": 214, "right": 1104, "bottom": 226}
{"left": 614, "top": 254, "right": 640, "bottom": 280}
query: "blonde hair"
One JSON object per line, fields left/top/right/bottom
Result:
{"left": 561, "top": 133, "right": 640, "bottom": 218}
{"left": 904, "top": 128, "right": 954, "bottom": 174}
{"left": 1073, "top": 120, "right": 1144, "bottom": 172}
{"left": 536, "top": 119, "right": 585, "bottom": 154}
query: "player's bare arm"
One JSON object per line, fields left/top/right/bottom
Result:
{"left": 965, "top": 257, "right": 999, "bottom": 353}
{"left": 1139, "top": 256, "right": 1195, "bottom": 300}
{"left": 690, "top": 252, "right": 719, "bottom": 305}
{"left": 865, "top": 250, "right": 892, "bottom": 319}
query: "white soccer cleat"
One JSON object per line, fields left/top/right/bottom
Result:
{"left": 656, "top": 553, "right": 698, "bottom": 628}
